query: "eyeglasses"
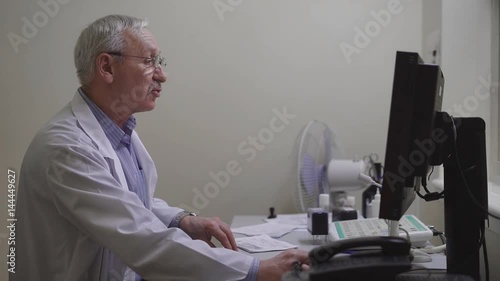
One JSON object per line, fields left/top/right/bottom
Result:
{"left": 107, "top": 52, "right": 167, "bottom": 68}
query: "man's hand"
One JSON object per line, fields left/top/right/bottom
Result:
{"left": 179, "top": 216, "right": 238, "bottom": 250}
{"left": 257, "top": 249, "right": 310, "bottom": 281}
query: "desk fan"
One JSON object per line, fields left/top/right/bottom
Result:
{"left": 296, "top": 120, "right": 369, "bottom": 212}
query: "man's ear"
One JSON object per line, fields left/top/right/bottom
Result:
{"left": 95, "top": 53, "right": 115, "bottom": 84}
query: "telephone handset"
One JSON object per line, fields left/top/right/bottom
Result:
{"left": 307, "top": 236, "right": 413, "bottom": 281}
{"left": 309, "top": 236, "right": 411, "bottom": 265}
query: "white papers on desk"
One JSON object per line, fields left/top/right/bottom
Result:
{"left": 232, "top": 222, "right": 298, "bottom": 238}
{"left": 236, "top": 234, "right": 297, "bottom": 253}
{"left": 264, "top": 213, "right": 308, "bottom": 229}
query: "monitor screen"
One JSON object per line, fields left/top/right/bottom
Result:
{"left": 379, "top": 51, "right": 444, "bottom": 221}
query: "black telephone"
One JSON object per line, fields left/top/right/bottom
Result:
{"left": 305, "top": 236, "right": 412, "bottom": 281}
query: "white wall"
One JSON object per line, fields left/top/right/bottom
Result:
{"left": 492, "top": 0, "right": 500, "bottom": 185}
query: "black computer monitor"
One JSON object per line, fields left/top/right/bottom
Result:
{"left": 378, "top": 51, "right": 488, "bottom": 281}
{"left": 379, "top": 51, "right": 444, "bottom": 221}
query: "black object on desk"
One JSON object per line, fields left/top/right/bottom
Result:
{"left": 307, "top": 208, "right": 328, "bottom": 235}
{"left": 307, "top": 236, "right": 412, "bottom": 281}
{"left": 362, "top": 184, "right": 379, "bottom": 218}
{"left": 268, "top": 207, "right": 277, "bottom": 219}
{"left": 395, "top": 272, "right": 475, "bottom": 281}
{"left": 331, "top": 207, "right": 357, "bottom": 221}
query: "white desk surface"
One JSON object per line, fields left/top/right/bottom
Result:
{"left": 231, "top": 215, "right": 318, "bottom": 260}
{"left": 231, "top": 214, "right": 447, "bottom": 270}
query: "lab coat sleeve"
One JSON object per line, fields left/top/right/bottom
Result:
{"left": 43, "top": 136, "right": 255, "bottom": 281}
{"left": 150, "top": 197, "right": 184, "bottom": 227}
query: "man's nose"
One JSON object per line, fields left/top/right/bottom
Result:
{"left": 154, "top": 66, "right": 167, "bottom": 83}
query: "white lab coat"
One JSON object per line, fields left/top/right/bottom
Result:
{"left": 11, "top": 92, "right": 255, "bottom": 281}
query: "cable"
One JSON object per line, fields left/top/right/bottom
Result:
{"left": 421, "top": 172, "right": 432, "bottom": 194}
{"left": 417, "top": 177, "right": 444, "bottom": 202}
{"left": 481, "top": 222, "right": 489, "bottom": 281}
{"left": 416, "top": 189, "right": 426, "bottom": 200}
{"left": 450, "top": 117, "right": 500, "bottom": 220}
{"left": 399, "top": 227, "right": 410, "bottom": 242}
{"left": 416, "top": 172, "right": 444, "bottom": 202}
{"left": 418, "top": 244, "right": 446, "bottom": 254}
{"left": 428, "top": 225, "right": 446, "bottom": 245}
{"left": 428, "top": 225, "right": 446, "bottom": 255}
{"left": 427, "top": 165, "right": 435, "bottom": 182}
{"left": 438, "top": 233, "right": 446, "bottom": 247}
{"left": 410, "top": 248, "right": 433, "bottom": 263}
{"left": 415, "top": 181, "right": 427, "bottom": 200}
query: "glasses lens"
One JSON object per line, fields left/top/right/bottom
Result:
{"left": 152, "top": 56, "right": 159, "bottom": 68}
{"left": 159, "top": 56, "right": 166, "bottom": 68}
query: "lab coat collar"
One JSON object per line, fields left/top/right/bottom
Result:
{"left": 131, "top": 132, "right": 157, "bottom": 201}
{"left": 70, "top": 91, "right": 129, "bottom": 192}
{"left": 70, "top": 91, "right": 156, "bottom": 207}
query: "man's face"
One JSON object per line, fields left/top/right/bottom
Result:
{"left": 112, "top": 29, "right": 167, "bottom": 114}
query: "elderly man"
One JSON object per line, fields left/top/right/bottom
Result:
{"left": 12, "top": 14, "right": 309, "bottom": 281}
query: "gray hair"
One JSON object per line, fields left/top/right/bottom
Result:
{"left": 74, "top": 15, "right": 149, "bottom": 85}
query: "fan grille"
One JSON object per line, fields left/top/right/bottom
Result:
{"left": 296, "top": 120, "right": 339, "bottom": 212}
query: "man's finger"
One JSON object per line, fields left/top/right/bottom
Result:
{"left": 219, "top": 223, "right": 238, "bottom": 250}
{"left": 209, "top": 225, "right": 234, "bottom": 250}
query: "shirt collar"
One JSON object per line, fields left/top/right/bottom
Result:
{"left": 78, "top": 88, "right": 137, "bottom": 149}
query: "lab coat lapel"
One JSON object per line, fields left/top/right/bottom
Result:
{"left": 70, "top": 91, "right": 129, "bottom": 191}
{"left": 131, "top": 131, "right": 156, "bottom": 207}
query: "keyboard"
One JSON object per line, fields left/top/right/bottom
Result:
{"left": 329, "top": 215, "right": 433, "bottom": 247}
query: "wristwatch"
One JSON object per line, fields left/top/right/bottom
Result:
{"left": 169, "top": 211, "right": 197, "bottom": 228}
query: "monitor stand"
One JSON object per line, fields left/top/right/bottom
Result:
{"left": 434, "top": 114, "right": 488, "bottom": 281}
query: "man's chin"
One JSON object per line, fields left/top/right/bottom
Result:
{"left": 145, "top": 103, "right": 156, "bottom": 111}
{"left": 136, "top": 102, "right": 156, "bottom": 113}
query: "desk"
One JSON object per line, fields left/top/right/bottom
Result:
{"left": 231, "top": 215, "right": 447, "bottom": 270}
{"left": 231, "top": 215, "right": 317, "bottom": 260}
